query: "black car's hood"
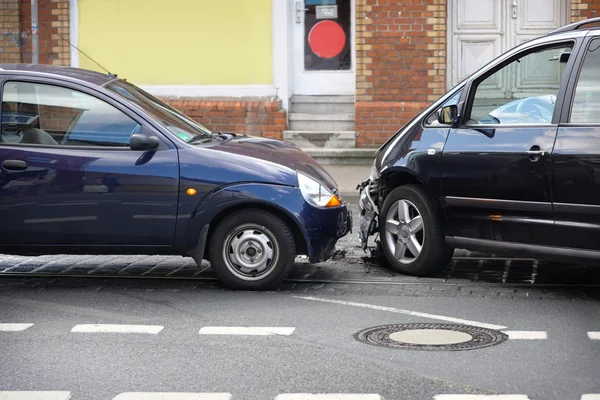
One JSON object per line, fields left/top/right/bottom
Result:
{"left": 209, "top": 135, "right": 338, "bottom": 190}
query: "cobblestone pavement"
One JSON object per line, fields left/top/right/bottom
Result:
{"left": 1, "top": 199, "right": 599, "bottom": 300}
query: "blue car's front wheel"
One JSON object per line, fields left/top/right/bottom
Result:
{"left": 209, "top": 209, "right": 296, "bottom": 290}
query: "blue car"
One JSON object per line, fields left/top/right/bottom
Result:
{"left": 0, "top": 64, "right": 351, "bottom": 290}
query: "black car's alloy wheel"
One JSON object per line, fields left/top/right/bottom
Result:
{"left": 379, "top": 185, "right": 453, "bottom": 276}
{"left": 209, "top": 209, "right": 295, "bottom": 290}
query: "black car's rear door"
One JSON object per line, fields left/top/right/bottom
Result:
{"left": 441, "top": 40, "right": 577, "bottom": 246}
{"left": 551, "top": 34, "right": 600, "bottom": 250}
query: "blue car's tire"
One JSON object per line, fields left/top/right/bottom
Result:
{"left": 209, "top": 209, "right": 296, "bottom": 290}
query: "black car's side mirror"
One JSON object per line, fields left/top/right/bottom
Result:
{"left": 129, "top": 133, "right": 159, "bottom": 151}
{"left": 437, "top": 105, "right": 459, "bottom": 125}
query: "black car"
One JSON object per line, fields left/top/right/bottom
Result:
{"left": 359, "top": 17, "right": 600, "bottom": 275}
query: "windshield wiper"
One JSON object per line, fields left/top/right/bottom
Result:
{"left": 188, "top": 132, "right": 215, "bottom": 143}
{"left": 212, "top": 130, "right": 235, "bottom": 140}
{"left": 188, "top": 130, "right": 233, "bottom": 144}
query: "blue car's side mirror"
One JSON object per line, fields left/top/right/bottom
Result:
{"left": 129, "top": 133, "right": 159, "bottom": 151}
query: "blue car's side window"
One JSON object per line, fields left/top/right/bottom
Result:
{"left": 0, "top": 81, "right": 141, "bottom": 147}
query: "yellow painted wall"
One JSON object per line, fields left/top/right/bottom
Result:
{"left": 78, "top": 0, "right": 273, "bottom": 85}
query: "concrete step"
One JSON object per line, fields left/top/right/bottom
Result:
{"left": 289, "top": 113, "right": 355, "bottom": 131}
{"left": 292, "top": 95, "right": 355, "bottom": 103}
{"left": 283, "top": 131, "right": 355, "bottom": 148}
{"left": 303, "top": 147, "right": 377, "bottom": 166}
{"left": 291, "top": 95, "right": 355, "bottom": 114}
{"left": 291, "top": 102, "right": 355, "bottom": 114}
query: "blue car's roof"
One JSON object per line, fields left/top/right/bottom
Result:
{"left": 0, "top": 63, "right": 117, "bottom": 87}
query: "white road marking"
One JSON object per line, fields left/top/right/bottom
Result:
{"left": 587, "top": 332, "right": 600, "bottom": 340}
{"left": 71, "top": 324, "right": 163, "bottom": 334}
{"left": 0, "top": 323, "right": 34, "bottom": 332}
{"left": 582, "top": 395, "right": 600, "bottom": 400}
{"left": 434, "top": 396, "right": 530, "bottom": 400}
{"left": 503, "top": 331, "right": 547, "bottom": 340}
{"left": 294, "top": 296, "right": 507, "bottom": 330}
{"left": 275, "top": 395, "right": 382, "bottom": 400}
{"left": 199, "top": 327, "right": 295, "bottom": 336}
{"left": 113, "top": 394, "right": 231, "bottom": 400}
{"left": 0, "top": 392, "right": 71, "bottom": 400}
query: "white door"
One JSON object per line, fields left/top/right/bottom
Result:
{"left": 292, "top": 0, "right": 355, "bottom": 95}
{"left": 510, "top": 0, "right": 569, "bottom": 96}
{"left": 448, "top": 0, "right": 568, "bottom": 90}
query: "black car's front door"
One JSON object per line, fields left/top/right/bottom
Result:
{"left": 551, "top": 35, "right": 600, "bottom": 250}
{"left": 441, "top": 41, "right": 576, "bottom": 246}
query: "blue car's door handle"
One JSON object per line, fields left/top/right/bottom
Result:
{"left": 2, "top": 159, "right": 28, "bottom": 171}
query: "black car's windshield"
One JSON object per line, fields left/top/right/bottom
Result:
{"left": 106, "top": 80, "right": 214, "bottom": 143}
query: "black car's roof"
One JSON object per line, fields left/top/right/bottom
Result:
{"left": 0, "top": 63, "right": 117, "bottom": 87}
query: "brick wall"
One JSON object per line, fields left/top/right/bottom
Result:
{"left": 355, "top": 0, "right": 447, "bottom": 147}
{"left": 572, "top": 0, "right": 600, "bottom": 21}
{"left": 164, "top": 99, "right": 286, "bottom": 140}
{"left": 19, "top": 0, "right": 70, "bottom": 65}
{"left": 0, "top": 0, "right": 21, "bottom": 64}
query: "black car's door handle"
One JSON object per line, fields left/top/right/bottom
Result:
{"left": 525, "top": 150, "right": 546, "bottom": 157}
{"left": 2, "top": 159, "right": 28, "bottom": 171}
{"left": 526, "top": 145, "right": 546, "bottom": 161}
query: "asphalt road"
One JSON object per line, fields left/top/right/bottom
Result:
{"left": 0, "top": 199, "right": 599, "bottom": 400}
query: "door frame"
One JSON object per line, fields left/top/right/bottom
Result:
{"left": 273, "top": 0, "right": 356, "bottom": 110}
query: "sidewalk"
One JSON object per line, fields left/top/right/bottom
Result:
{"left": 323, "top": 165, "right": 371, "bottom": 196}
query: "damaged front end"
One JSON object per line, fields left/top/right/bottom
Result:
{"left": 357, "top": 178, "right": 380, "bottom": 250}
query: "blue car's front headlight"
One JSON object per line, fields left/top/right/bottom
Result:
{"left": 297, "top": 172, "right": 341, "bottom": 208}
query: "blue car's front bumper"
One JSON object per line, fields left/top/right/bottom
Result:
{"left": 303, "top": 202, "right": 352, "bottom": 263}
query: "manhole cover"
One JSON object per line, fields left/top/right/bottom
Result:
{"left": 355, "top": 323, "right": 508, "bottom": 351}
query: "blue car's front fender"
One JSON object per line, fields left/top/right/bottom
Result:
{"left": 178, "top": 183, "right": 308, "bottom": 257}
{"left": 178, "top": 182, "right": 350, "bottom": 265}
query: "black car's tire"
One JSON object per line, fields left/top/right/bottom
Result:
{"left": 208, "top": 209, "right": 295, "bottom": 290}
{"left": 378, "top": 185, "right": 452, "bottom": 276}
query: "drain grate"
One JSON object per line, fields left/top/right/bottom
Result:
{"left": 355, "top": 323, "right": 508, "bottom": 351}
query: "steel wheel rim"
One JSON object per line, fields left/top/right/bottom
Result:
{"left": 222, "top": 223, "right": 279, "bottom": 281}
{"left": 384, "top": 199, "right": 425, "bottom": 265}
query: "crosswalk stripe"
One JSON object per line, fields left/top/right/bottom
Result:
{"left": 275, "top": 395, "right": 382, "bottom": 400}
{"left": 199, "top": 327, "right": 295, "bottom": 336}
{"left": 582, "top": 395, "right": 600, "bottom": 399}
{"left": 71, "top": 324, "right": 163, "bottom": 334}
{"left": 113, "top": 393, "right": 231, "bottom": 400}
{"left": 503, "top": 331, "right": 547, "bottom": 340}
{"left": 0, "top": 323, "right": 34, "bottom": 332}
{"left": 0, "top": 391, "right": 71, "bottom": 400}
{"left": 434, "top": 396, "right": 529, "bottom": 399}
{"left": 587, "top": 332, "right": 600, "bottom": 340}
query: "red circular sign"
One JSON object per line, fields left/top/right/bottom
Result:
{"left": 308, "top": 20, "right": 346, "bottom": 59}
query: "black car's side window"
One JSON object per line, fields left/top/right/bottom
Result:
{"left": 570, "top": 38, "right": 600, "bottom": 124}
{"left": 0, "top": 81, "right": 141, "bottom": 147}
{"left": 466, "top": 43, "right": 574, "bottom": 126}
